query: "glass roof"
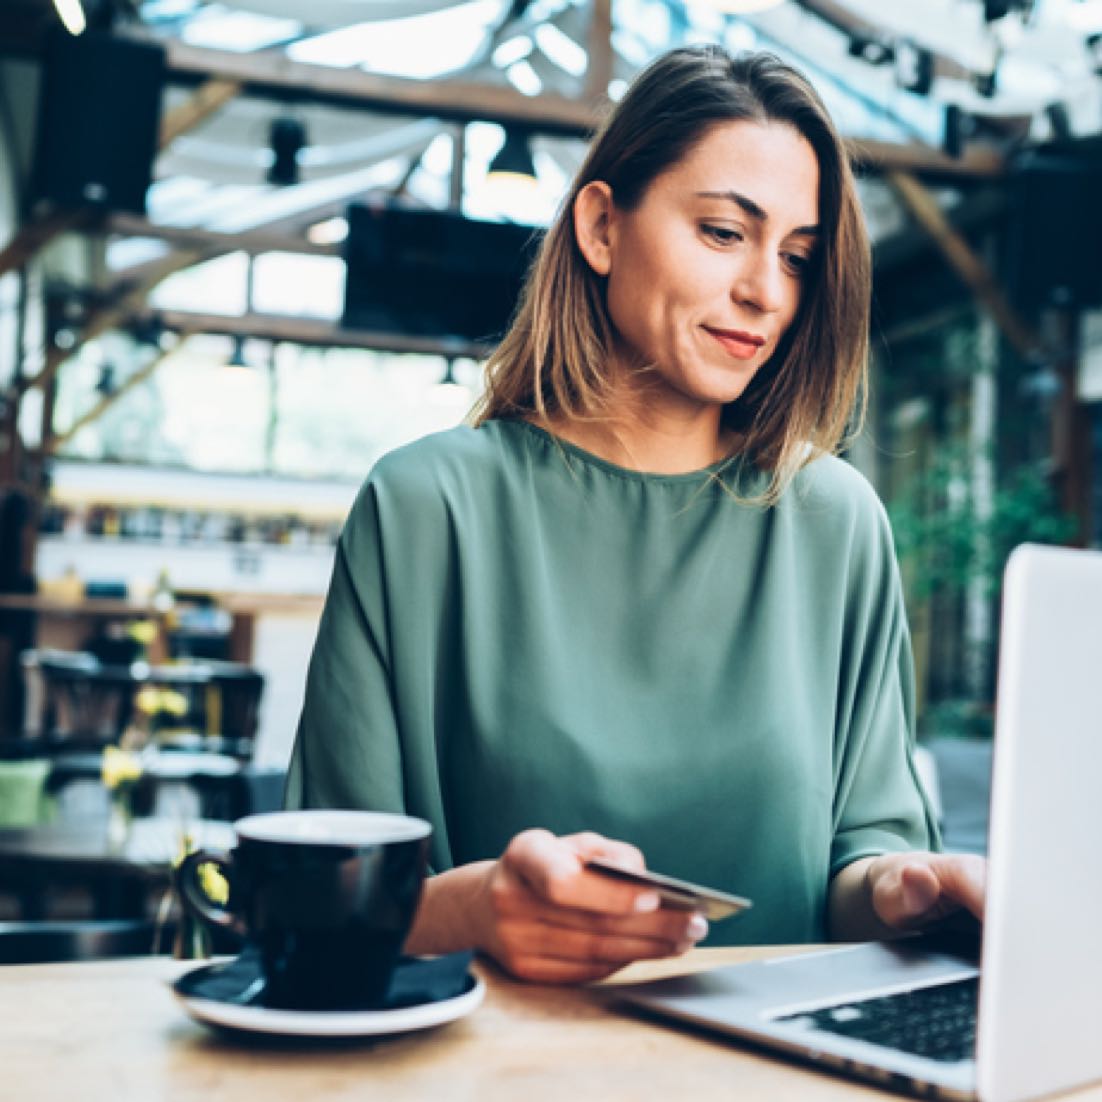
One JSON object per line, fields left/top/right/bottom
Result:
{"left": 129, "top": 0, "right": 1102, "bottom": 250}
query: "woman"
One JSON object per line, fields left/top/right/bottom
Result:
{"left": 286, "top": 45, "right": 985, "bottom": 985}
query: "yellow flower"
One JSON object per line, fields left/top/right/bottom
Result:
{"left": 174, "top": 830, "right": 196, "bottom": 866}
{"left": 127, "top": 620, "right": 158, "bottom": 646}
{"left": 102, "top": 746, "right": 143, "bottom": 790}
{"left": 196, "top": 861, "right": 230, "bottom": 906}
{"left": 135, "top": 686, "right": 189, "bottom": 717}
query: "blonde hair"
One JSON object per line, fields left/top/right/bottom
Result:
{"left": 472, "top": 46, "right": 870, "bottom": 504}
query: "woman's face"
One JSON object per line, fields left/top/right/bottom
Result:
{"left": 577, "top": 120, "right": 820, "bottom": 423}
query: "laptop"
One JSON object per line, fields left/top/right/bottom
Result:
{"left": 614, "top": 543, "right": 1102, "bottom": 1102}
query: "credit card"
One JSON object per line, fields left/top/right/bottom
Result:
{"left": 584, "top": 859, "right": 753, "bottom": 922}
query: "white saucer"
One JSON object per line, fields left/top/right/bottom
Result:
{"left": 172, "top": 973, "right": 485, "bottom": 1038}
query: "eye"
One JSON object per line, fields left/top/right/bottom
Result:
{"left": 701, "top": 224, "right": 743, "bottom": 246}
{"left": 783, "top": 251, "right": 812, "bottom": 276}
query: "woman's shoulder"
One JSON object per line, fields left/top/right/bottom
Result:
{"left": 370, "top": 418, "right": 515, "bottom": 484}
{"left": 790, "top": 452, "right": 888, "bottom": 520}
{"left": 349, "top": 421, "right": 521, "bottom": 517}
{"left": 784, "top": 453, "right": 897, "bottom": 574}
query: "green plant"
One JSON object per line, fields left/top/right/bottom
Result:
{"left": 889, "top": 450, "right": 1076, "bottom": 603}
{"left": 889, "top": 451, "right": 1076, "bottom": 738}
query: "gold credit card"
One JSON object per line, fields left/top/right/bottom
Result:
{"left": 584, "top": 859, "right": 753, "bottom": 922}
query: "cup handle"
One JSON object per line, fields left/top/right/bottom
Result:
{"left": 176, "top": 849, "right": 241, "bottom": 932}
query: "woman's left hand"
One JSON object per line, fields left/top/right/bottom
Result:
{"left": 865, "top": 851, "right": 986, "bottom": 931}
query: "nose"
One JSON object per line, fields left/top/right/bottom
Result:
{"left": 731, "top": 251, "right": 785, "bottom": 315}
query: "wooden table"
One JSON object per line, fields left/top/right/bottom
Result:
{"left": 3, "top": 948, "right": 1101, "bottom": 1102}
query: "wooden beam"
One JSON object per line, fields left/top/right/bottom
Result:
{"left": 144, "top": 308, "right": 492, "bottom": 358}
{"left": 158, "top": 78, "right": 241, "bottom": 150}
{"left": 45, "top": 341, "right": 184, "bottom": 455}
{"left": 0, "top": 210, "right": 97, "bottom": 280}
{"left": 164, "top": 40, "right": 601, "bottom": 138}
{"left": 584, "top": 0, "right": 614, "bottom": 104}
{"left": 885, "top": 169, "right": 1045, "bottom": 362}
{"left": 849, "top": 138, "right": 1004, "bottom": 181}
{"left": 14, "top": 248, "right": 207, "bottom": 398}
{"left": 106, "top": 212, "right": 338, "bottom": 258}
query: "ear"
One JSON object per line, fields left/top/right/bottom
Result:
{"left": 573, "top": 180, "right": 617, "bottom": 277}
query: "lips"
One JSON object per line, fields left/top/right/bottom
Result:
{"left": 703, "top": 326, "right": 767, "bottom": 361}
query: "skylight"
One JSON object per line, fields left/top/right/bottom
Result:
{"left": 286, "top": 0, "right": 506, "bottom": 78}
{"left": 179, "top": 3, "right": 302, "bottom": 52}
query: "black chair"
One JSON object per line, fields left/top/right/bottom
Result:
{"left": 20, "top": 650, "right": 264, "bottom": 759}
{"left": 0, "top": 918, "right": 168, "bottom": 964}
{"left": 21, "top": 649, "right": 134, "bottom": 744}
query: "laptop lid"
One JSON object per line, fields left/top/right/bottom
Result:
{"left": 976, "top": 544, "right": 1102, "bottom": 1102}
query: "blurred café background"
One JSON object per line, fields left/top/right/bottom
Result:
{"left": 0, "top": 0, "right": 1099, "bottom": 940}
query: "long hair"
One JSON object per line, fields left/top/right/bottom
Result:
{"left": 471, "top": 46, "right": 870, "bottom": 504}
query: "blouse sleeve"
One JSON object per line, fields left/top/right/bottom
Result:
{"left": 283, "top": 483, "right": 407, "bottom": 814}
{"left": 828, "top": 503, "right": 942, "bottom": 878}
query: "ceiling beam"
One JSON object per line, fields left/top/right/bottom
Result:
{"left": 0, "top": 209, "right": 99, "bottom": 280}
{"left": 143, "top": 307, "right": 492, "bottom": 359}
{"left": 885, "top": 168, "right": 1046, "bottom": 361}
{"left": 45, "top": 340, "right": 184, "bottom": 455}
{"left": 584, "top": 0, "right": 613, "bottom": 104}
{"left": 106, "top": 212, "right": 339, "bottom": 258}
{"left": 163, "top": 39, "right": 600, "bottom": 138}
{"left": 159, "top": 39, "right": 1005, "bottom": 180}
{"left": 158, "top": 77, "right": 242, "bottom": 149}
{"left": 14, "top": 246, "right": 207, "bottom": 399}
{"left": 849, "top": 137, "right": 1004, "bottom": 180}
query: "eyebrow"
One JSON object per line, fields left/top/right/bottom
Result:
{"left": 695, "top": 190, "right": 820, "bottom": 237}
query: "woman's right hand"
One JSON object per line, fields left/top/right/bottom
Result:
{"left": 406, "top": 828, "right": 709, "bottom": 984}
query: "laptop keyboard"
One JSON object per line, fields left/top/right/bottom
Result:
{"left": 776, "top": 977, "right": 978, "bottom": 1064}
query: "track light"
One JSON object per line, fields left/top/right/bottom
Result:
{"left": 942, "top": 104, "right": 976, "bottom": 159}
{"left": 847, "top": 34, "right": 894, "bottom": 65}
{"left": 52, "top": 0, "right": 86, "bottom": 35}
{"left": 1045, "top": 102, "right": 1072, "bottom": 143}
{"left": 224, "top": 336, "right": 250, "bottom": 371}
{"left": 487, "top": 129, "right": 537, "bottom": 184}
{"left": 894, "top": 39, "right": 934, "bottom": 95}
{"left": 972, "top": 67, "right": 998, "bottom": 97}
{"left": 268, "top": 117, "right": 307, "bottom": 187}
{"left": 1087, "top": 33, "right": 1102, "bottom": 73}
{"left": 95, "top": 364, "right": 116, "bottom": 396}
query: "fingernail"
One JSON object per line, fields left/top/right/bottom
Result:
{"left": 633, "top": 891, "right": 661, "bottom": 913}
{"left": 688, "top": 914, "right": 709, "bottom": 941}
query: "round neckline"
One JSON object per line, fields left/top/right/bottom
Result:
{"left": 505, "top": 420, "right": 740, "bottom": 485}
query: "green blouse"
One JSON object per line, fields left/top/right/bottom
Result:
{"left": 285, "top": 419, "right": 938, "bottom": 945}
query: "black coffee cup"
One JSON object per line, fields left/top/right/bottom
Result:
{"left": 177, "top": 809, "right": 431, "bottom": 1010}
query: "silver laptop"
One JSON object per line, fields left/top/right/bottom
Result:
{"left": 615, "top": 544, "right": 1102, "bottom": 1102}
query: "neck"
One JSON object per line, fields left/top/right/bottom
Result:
{"left": 539, "top": 393, "right": 734, "bottom": 476}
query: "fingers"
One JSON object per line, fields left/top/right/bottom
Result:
{"left": 503, "top": 829, "right": 659, "bottom": 917}
{"left": 926, "top": 852, "right": 986, "bottom": 919}
{"left": 496, "top": 917, "right": 699, "bottom": 974}
{"left": 870, "top": 852, "right": 987, "bottom": 930}
{"left": 564, "top": 831, "right": 646, "bottom": 870}
{"left": 499, "top": 885, "right": 708, "bottom": 942}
